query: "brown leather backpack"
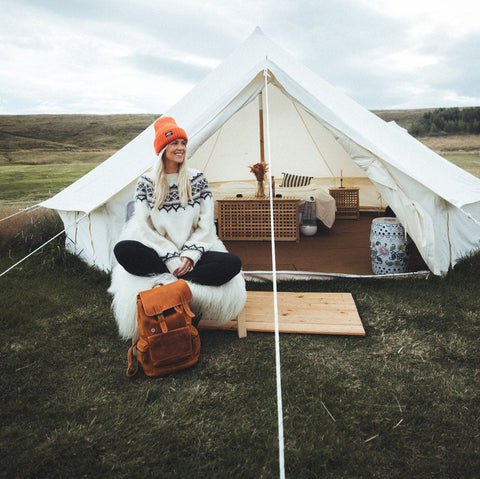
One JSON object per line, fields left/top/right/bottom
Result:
{"left": 126, "top": 279, "right": 200, "bottom": 378}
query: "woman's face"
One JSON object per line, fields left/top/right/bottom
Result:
{"left": 163, "top": 139, "right": 187, "bottom": 172}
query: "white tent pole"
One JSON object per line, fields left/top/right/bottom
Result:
{"left": 263, "top": 62, "right": 286, "bottom": 479}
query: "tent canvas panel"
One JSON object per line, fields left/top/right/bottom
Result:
{"left": 58, "top": 185, "right": 133, "bottom": 272}
{"left": 189, "top": 84, "right": 367, "bottom": 179}
{"left": 187, "top": 95, "right": 262, "bottom": 182}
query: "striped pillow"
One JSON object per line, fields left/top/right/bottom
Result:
{"left": 280, "top": 172, "right": 313, "bottom": 188}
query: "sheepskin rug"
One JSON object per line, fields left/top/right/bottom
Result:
{"left": 108, "top": 264, "right": 247, "bottom": 341}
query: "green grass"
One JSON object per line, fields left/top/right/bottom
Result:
{"left": 0, "top": 217, "right": 479, "bottom": 478}
{"left": 0, "top": 114, "right": 158, "bottom": 207}
{"left": 0, "top": 163, "right": 98, "bottom": 206}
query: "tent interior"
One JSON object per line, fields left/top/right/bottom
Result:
{"left": 189, "top": 84, "right": 384, "bottom": 211}
{"left": 185, "top": 83, "right": 412, "bottom": 277}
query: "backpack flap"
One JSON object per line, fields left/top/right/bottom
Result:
{"left": 139, "top": 279, "right": 193, "bottom": 317}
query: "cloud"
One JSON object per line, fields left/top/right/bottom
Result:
{"left": 125, "top": 54, "right": 213, "bottom": 83}
{"left": 356, "top": 0, "right": 480, "bottom": 35}
{"left": 14, "top": 0, "right": 240, "bottom": 58}
{"left": 1, "top": 0, "right": 479, "bottom": 113}
{"left": 436, "top": 34, "right": 480, "bottom": 95}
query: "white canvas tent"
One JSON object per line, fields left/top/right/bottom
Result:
{"left": 40, "top": 27, "right": 480, "bottom": 276}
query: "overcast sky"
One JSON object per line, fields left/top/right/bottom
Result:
{"left": 1, "top": 0, "right": 479, "bottom": 114}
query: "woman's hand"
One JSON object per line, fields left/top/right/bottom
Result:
{"left": 173, "top": 256, "right": 194, "bottom": 277}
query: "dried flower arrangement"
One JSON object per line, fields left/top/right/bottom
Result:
{"left": 249, "top": 162, "right": 268, "bottom": 181}
{"left": 249, "top": 162, "right": 269, "bottom": 197}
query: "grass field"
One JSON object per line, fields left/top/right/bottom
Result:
{"left": 0, "top": 114, "right": 158, "bottom": 162}
{"left": 0, "top": 231, "right": 479, "bottom": 478}
{"left": 419, "top": 134, "right": 480, "bottom": 153}
{"left": 0, "top": 113, "right": 479, "bottom": 210}
{"left": 0, "top": 163, "right": 98, "bottom": 206}
{"left": 0, "top": 114, "right": 479, "bottom": 477}
{"left": 0, "top": 114, "right": 157, "bottom": 208}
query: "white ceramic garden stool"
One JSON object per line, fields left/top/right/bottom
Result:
{"left": 370, "top": 217, "right": 411, "bottom": 274}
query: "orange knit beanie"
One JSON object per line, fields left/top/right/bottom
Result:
{"left": 153, "top": 117, "right": 188, "bottom": 155}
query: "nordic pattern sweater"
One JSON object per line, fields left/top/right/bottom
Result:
{"left": 122, "top": 167, "right": 226, "bottom": 274}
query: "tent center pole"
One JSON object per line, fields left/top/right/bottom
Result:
{"left": 258, "top": 91, "right": 265, "bottom": 164}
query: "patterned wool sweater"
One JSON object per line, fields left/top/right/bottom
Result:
{"left": 122, "top": 167, "right": 225, "bottom": 274}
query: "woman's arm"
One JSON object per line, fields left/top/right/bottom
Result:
{"left": 181, "top": 172, "right": 216, "bottom": 265}
{"left": 123, "top": 176, "right": 183, "bottom": 273}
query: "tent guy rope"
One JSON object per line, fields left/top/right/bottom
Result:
{"left": 263, "top": 64, "right": 286, "bottom": 479}
{"left": 0, "top": 213, "right": 87, "bottom": 278}
{"left": 0, "top": 204, "right": 41, "bottom": 223}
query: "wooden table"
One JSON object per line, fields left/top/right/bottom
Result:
{"left": 217, "top": 196, "right": 300, "bottom": 241}
{"left": 329, "top": 187, "right": 360, "bottom": 219}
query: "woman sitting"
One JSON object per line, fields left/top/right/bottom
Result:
{"left": 113, "top": 116, "right": 242, "bottom": 287}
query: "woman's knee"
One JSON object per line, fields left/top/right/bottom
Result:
{"left": 113, "top": 240, "right": 165, "bottom": 276}
{"left": 204, "top": 251, "right": 242, "bottom": 272}
{"left": 113, "top": 240, "right": 133, "bottom": 264}
{"left": 230, "top": 253, "right": 242, "bottom": 274}
{"left": 218, "top": 252, "right": 242, "bottom": 280}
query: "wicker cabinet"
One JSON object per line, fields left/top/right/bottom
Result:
{"left": 217, "top": 197, "right": 300, "bottom": 241}
{"left": 329, "top": 187, "right": 360, "bottom": 219}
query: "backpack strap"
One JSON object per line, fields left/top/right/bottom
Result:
{"left": 126, "top": 344, "right": 139, "bottom": 378}
{"left": 158, "top": 317, "right": 168, "bottom": 333}
{"left": 174, "top": 304, "right": 195, "bottom": 322}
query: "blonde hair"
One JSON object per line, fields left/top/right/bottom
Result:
{"left": 153, "top": 147, "right": 192, "bottom": 210}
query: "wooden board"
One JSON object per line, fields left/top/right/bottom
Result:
{"left": 198, "top": 291, "right": 365, "bottom": 336}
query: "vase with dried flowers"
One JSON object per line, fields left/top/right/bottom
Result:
{"left": 249, "top": 162, "right": 269, "bottom": 198}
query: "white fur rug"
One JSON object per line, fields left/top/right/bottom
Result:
{"left": 108, "top": 264, "right": 247, "bottom": 340}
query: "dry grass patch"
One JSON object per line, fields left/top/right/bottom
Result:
{"left": 373, "top": 108, "right": 434, "bottom": 129}
{"left": 0, "top": 149, "right": 117, "bottom": 165}
{"left": 419, "top": 134, "right": 480, "bottom": 153}
{"left": 0, "top": 114, "right": 157, "bottom": 160}
{"left": 0, "top": 206, "right": 63, "bottom": 252}
{"left": 443, "top": 154, "right": 480, "bottom": 178}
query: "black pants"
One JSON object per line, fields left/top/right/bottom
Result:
{"left": 114, "top": 240, "right": 242, "bottom": 286}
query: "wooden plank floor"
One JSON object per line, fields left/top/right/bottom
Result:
{"left": 199, "top": 291, "right": 366, "bottom": 336}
